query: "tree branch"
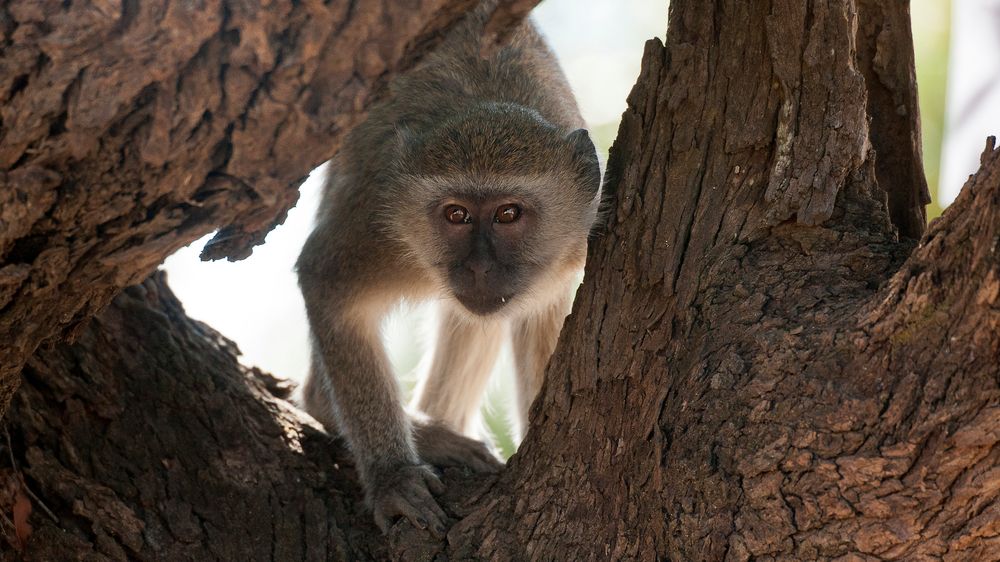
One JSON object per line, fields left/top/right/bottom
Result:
{"left": 2, "top": 272, "right": 496, "bottom": 559}
{"left": 0, "top": 0, "right": 489, "bottom": 417}
{"left": 865, "top": 137, "right": 1000, "bottom": 335}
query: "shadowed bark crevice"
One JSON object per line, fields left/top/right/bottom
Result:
{"left": 855, "top": 0, "right": 932, "bottom": 241}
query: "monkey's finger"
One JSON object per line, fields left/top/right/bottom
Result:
{"left": 378, "top": 492, "right": 437, "bottom": 536}
{"left": 395, "top": 491, "right": 446, "bottom": 538}
{"left": 407, "top": 482, "right": 448, "bottom": 535}
{"left": 452, "top": 444, "right": 502, "bottom": 473}
{"left": 373, "top": 510, "right": 391, "bottom": 534}
{"left": 421, "top": 467, "right": 446, "bottom": 495}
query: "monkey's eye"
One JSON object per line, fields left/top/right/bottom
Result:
{"left": 494, "top": 204, "right": 521, "bottom": 224}
{"left": 444, "top": 205, "right": 471, "bottom": 224}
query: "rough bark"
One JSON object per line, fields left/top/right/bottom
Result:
{"left": 1, "top": 272, "right": 494, "bottom": 559}
{"left": 0, "top": 0, "right": 495, "bottom": 417}
{"left": 2, "top": 0, "right": 999, "bottom": 560}
{"left": 446, "top": 2, "right": 1000, "bottom": 560}
{"left": 2, "top": 273, "right": 373, "bottom": 559}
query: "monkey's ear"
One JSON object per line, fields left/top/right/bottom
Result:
{"left": 394, "top": 122, "right": 418, "bottom": 149}
{"left": 392, "top": 122, "right": 422, "bottom": 167}
{"left": 566, "top": 128, "right": 601, "bottom": 195}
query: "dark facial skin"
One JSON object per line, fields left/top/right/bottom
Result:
{"left": 435, "top": 196, "right": 538, "bottom": 315}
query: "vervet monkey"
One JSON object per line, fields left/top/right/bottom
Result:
{"left": 296, "top": 2, "right": 600, "bottom": 535}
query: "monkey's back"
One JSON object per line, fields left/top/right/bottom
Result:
{"left": 307, "top": 4, "right": 587, "bottom": 284}
{"left": 321, "top": 6, "right": 584, "bottom": 204}
{"left": 384, "top": 7, "right": 585, "bottom": 138}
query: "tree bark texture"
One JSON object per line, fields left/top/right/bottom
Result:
{"left": 2, "top": 273, "right": 384, "bottom": 559}
{"left": 1, "top": 270, "right": 509, "bottom": 559}
{"left": 446, "top": 2, "right": 999, "bottom": 560}
{"left": 2, "top": 0, "right": 999, "bottom": 560}
{"left": 0, "top": 0, "right": 502, "bottom": 417}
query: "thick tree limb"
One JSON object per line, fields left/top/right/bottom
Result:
{"left": 1, "top": 272, "right": 496, "bottom": 559}
{"left": 0, "top": 0, "right": 489, "bottom": 417}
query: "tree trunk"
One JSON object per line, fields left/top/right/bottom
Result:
{"left": 3, "top": 0, "right": 999, "bottom": 560}
{"left": 446, "top": 2, "right": 999, "bottom": 560}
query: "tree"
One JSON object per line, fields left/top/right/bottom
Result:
{"left": 2, "top": 0, "right": 998, "bottom": 560}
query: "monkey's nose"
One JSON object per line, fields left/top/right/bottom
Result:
{"left": 465, "top": 258, "right": 492, "bottom": 281}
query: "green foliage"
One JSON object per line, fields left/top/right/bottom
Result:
{"left": 912, "top": 0, "right": 951, "bottom": 219}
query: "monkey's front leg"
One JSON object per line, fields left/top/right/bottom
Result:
{"left": 410, "top": 307, "right": 507, "bottom": 472}
{"left": 299, "top": 280, "right": 448, "bottom": 536}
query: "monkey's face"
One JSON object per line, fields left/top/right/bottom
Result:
{"left": 404, "top": 171, "right": 598, "bottom": 318}
{"left": 433, "top": 194, "right": 540, "bottom": 315}
{"left": 390, "top": 109, "right": 602, "bottom": 315}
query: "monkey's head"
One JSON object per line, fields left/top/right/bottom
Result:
{"left": 390, "top": 103, "right": 601, "bottom": 316}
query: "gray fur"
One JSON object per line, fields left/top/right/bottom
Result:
{"left": 296, "top": 1, "right": 599, "bottom": 535}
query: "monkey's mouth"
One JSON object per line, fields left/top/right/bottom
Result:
{"left": 454, "top": 292, "right": 512, "bottom": 315}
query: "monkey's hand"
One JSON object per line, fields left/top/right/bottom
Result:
{"left": 413, "top": 420, "right": 505, "bottom": 474}
{"left": 368, "top": 463, "right": 448, "bottom": 537}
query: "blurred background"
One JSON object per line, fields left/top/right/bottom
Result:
{"left": 163, "top": 0, "right": 994, "bottom": 457}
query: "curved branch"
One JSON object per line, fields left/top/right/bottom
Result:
{"left": 865, "top": 137, "right": 1000, "bottom": 336}
{"left": 2, "top": 272, "right": 495, "bottom": 559}
{"left": 0, "top": 0, "right": 487, "bottom": 416}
